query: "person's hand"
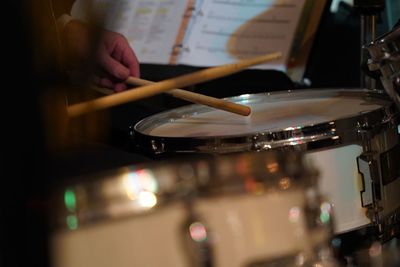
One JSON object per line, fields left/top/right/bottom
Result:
{"left": 62, "top": 20, "right": 140, "bottom": 92}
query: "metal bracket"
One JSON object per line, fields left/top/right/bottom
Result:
{"left": 357, "top": 153, "right": 378, "bottom": 208}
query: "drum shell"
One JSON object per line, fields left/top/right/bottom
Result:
{"left": 49, "top": 151, "right": 336, "bottom": 267}
{"left": 51, "top": 192, "right": 331, "bottom": 267}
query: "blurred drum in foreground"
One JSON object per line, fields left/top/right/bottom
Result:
{"left": 49, "top": 151, "right": 337, "bottom": 267}
{"left": 133, "top": 88, "right": 400, "bottom": 241}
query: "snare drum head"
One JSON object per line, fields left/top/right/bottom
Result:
{"left": 134, "top": 89, "right": 397, "bottom": 154}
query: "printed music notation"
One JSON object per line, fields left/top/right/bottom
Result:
{"left": 72, "top": 0, "right": 323, "bottom": 77}
{"left": 123, "top": 0, "right": 188, "bottom": 64}
{"left": 179, "top": 0, "right": 306, "bottom": 71}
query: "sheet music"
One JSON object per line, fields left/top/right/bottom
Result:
{"left": 71, "top": 0, "right": 188, "bottom": 64}
{"left": 178, "top": 0, "right": 306, "bottom": 71}
{"left": 71, "top": 0, "right": 309, "bottom": 71}
{"left": 126, "top": 0, "right": 188, "bottom": 63}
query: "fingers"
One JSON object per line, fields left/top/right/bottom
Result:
{"left": 106, "top": 33, "right": 140, "bottom": 78}
{"left": 92, "top": 75, "right": 113, "bottom": 89}
{"left": 92, "top": 75, "right": 128, "bottom": 92}
{"left": 114, "top": 83, "right": 128, "bottom": 92}
{"left": 94, "top": 32, "right": 140, "bottom": 92}
{"left": 120, "top": 41, "right": 140, "bottom": 78}
{"left": 98, "top": 46, "right": 131, "bottom": 80}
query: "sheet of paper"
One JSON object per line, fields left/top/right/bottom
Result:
{"left": 71, "top": 0, "right": 188, "bottom": 64}
{"left": 178, "top": 0, "right": 306, "bottom": 71}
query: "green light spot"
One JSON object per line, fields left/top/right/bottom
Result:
{"left": 320, "top": 212, "right": 330, "bottom": 224}
{"left": 64, "top": 189, "right": 76, "bottom": 212}
{"left": 66, "top": 215, "right": 78, "bottom": 230}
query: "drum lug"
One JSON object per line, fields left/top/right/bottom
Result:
{"left": 357, "top": 153, "right": 379, "bottom": 208}
{"left": 151, "top": 139, "right": 165, "bottom": 154}
{"left": 128, "top": 125, "right": 135, "bottom": 138}
{"left": 357, "top": 152, "right": 386, "bottom": 232}
{"left": 251, "top": 133, "right": 264, "bottom": 151}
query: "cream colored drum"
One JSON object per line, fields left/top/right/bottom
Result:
{"left": 133, "top": 89, "right": 400, "bottom": 238}
{"left": 50, "top": 151, "right": 337, "bottom": 267}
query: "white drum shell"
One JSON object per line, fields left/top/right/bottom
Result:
{"left": 305, "top": 145, "right": 368, "bottom": 233}
{"left": 51, "top": 190, "right": 329, "bottom": 267}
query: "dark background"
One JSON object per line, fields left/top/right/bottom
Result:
{"left": 0, "top": 1, "right": 398, "bottom": 266}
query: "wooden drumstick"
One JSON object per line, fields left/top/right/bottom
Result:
{"left": 91, "top": 80, "right": 251, "bottom": 116}
{"left": 67, "top": 51, "right": 282, "bottom": 117}
{"left": 125, "top": 77, "right": 251, "bottom": 116}
{"left": 92, "top": 79, "right": 251, "bottom": 116}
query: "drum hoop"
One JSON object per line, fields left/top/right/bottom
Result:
{"left": 133, "top": 89, "right": 399, "bottom": 155}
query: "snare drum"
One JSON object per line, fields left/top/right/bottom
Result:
{"left": 133, "top": 88, "right": 400, "bottom": 238}
{"left": 50, "top": 151, "right": 337, "bottom": 267}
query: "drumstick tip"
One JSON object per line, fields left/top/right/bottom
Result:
{"left": 243, "top": 106, "right": 251, "bottom": 116}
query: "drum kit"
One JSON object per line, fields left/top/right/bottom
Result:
{"left": 49, "top": 2, "right": 400, "bottom": 267}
